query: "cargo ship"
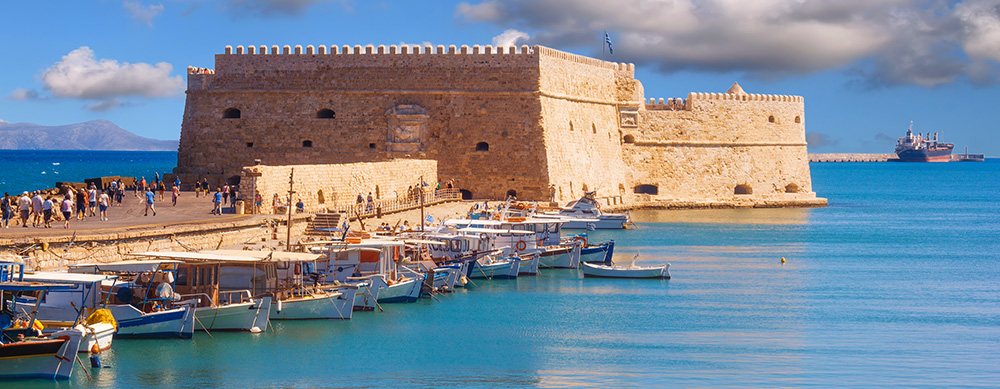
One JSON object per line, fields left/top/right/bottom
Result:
{"left": 894, "top": 122, "right": 953, "bottom": 162}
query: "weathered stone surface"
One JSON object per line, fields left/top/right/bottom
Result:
{"left": 176, "top": 45, "right": 822, "bottom": 207}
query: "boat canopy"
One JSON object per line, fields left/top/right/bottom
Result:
{"left": 0, "top": 281, "right": 75, "bottom": 291}
{"left": 456, "top": 227, "right": 535, "bottom": 235}
{"left": 402, "top": 239, "right": 447, "bottom": 246}
{"left": 203, "top": 250, "right": 325, "bottom": 262}
{"left": 71, "top": 259, "right": 183, "bottom": 273}
{"left": 23, "top": 272, "right": 117, "bottom": 284}
{"left": 129, "top": 251, "right": 262, "bottom": 263}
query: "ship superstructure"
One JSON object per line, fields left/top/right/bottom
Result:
{"left": 895, "top": 122, "right": 953, "bottom": 162}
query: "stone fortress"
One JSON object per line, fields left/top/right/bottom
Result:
{"left": 173, "top": 43, "right": 825, "bottom": 209}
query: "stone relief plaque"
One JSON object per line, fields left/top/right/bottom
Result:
{"left": 619, "top": 106, "right": 639, "bottom": 128}
{"left": 386, "top": 105, "right": 429, "bottom": 152}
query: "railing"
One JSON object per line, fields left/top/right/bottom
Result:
{"left": 337, "top": 188, "right": 462, "bottom": 219}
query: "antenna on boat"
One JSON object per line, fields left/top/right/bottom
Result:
{"left": 286, "top": 168, "right": 295, "bottom": 249}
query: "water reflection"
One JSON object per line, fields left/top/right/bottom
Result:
{"left": 631, "top": 208, "right": 812, "bottom": 225}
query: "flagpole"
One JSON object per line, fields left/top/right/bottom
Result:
{"left": 602, "top": 30, "right": 606, "bottom": 61}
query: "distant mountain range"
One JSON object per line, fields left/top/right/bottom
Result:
{"left": 0, "top": 120, "right": 178, "bottom": 151}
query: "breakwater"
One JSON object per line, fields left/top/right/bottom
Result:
{"left": 809, "top": 153, "right": 898, "bottom": 162}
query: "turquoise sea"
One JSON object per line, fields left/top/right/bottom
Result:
{"left": 9, "top": 153, "right": 1000, "bottom": 387}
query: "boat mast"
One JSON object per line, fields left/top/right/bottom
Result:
{"left": 286, "top": 168, "right": 295, "bottom": 249}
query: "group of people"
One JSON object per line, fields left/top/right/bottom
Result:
{"left": 1, "top": 185, "right": 112, "bottom": 229}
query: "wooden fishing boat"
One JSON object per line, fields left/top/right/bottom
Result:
{"left": 580, "top": 261, "right": 670, "bottom": 279}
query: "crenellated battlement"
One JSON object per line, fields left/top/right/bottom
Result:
{"left": 686, "top": 92, "right": 803, "bottom": 103}
{"left": 223, "top": 43, "right": 536, "bottom": 56}
{"left": 187, "top": 66, "right": 214, "bottom": 75}
{"left": 646, "top": 97, "right": 689, "bottom": 111}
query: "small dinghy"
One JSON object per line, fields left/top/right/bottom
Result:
{"left": 580, "top": 253, "right": 670, "bottom": 279}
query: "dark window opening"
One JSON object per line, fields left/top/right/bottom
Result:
{"left": 794, "top": 116, "right": 801, "bottom": 123}
{"left": 623, "top": 134, "right": 635, "bottom": 144}
{"left": 735, "top": 185, "right": 753, "bottom": 195}
{"left": 506, "top": 189, "right": 517, "bottom": 198}
{"left": 475, "top": 142, "right": 489, "bottom": 151}
{"left": 768, "top": 115, "right": 775, "bottom": 123}
{"left": 592, "top": 123, "right": 597, "bottom": 134}
{"left": 302, "top": 140, "right": 313, "bottom": 148}
{"left": 459, "top": 189, "right": 472, "bottom": 200}
{"left": 369, "top": 143, "right": 376, "bottom": 149}
{"left": 634, "top": 184, "right": 659, "bottom": 195}
{"left": 223, "top": 108, "right": 241, "bottom": 119}
{"left": 785, "top": 183, "right": 800, "bottom": 193}
{"left": 316, "top": 109, "right": 335, "bottom": 119}
{"left": 246, "top": 142, "right": 254, "bottom": 148}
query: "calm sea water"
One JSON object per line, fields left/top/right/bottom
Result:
{"left": 11, "top": 155, "right": 1000, "bottom": 387}
{"left": 0, "top": 150, "right": 176, "bottom": 195}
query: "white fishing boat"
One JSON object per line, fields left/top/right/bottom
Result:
{"left": 580, "top": 256, "right": 670, "bottom": 279}
{"left": 18, "top": 271, "right": 119, "bottom": 351}
{"left": 0, "top": 278, "right": 84, "bottom": 380}
{"left": 68, "top": 260, "right": 197, "bottom": 338}
{"left": 126, "top": 253, "right": 273, "bottom": 332}
{"left": 269, "top": 289, "right": 354, "bottom": 320}
{"left": 540, "top": 192, "right": 629, "bottom": 229}
{"left": 470, "top": 255, "right": 520, "bottom": 279}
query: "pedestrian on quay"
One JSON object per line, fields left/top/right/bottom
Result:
{"left": 98, "top": 190, "right": 110, "bottom": 221}
{"left": 196, "top": 178, "right": 202, "bottom": 198}
{"left": 356, "top": 193, "right": 364, "bottom": 213}
{"left": 87, "top": 185, "right": 97, "bottom": 217}
{"left": 158, "top": 181, "right": 166, "bottom": 201}
{"left": 61, "top": 196, "right": 73, "bottom": 229}
{"left": 1, "top": 192, "right": 11, "bottom": 228}
{"left": 17, "top": 191, "right": 31, "bottom": 228}
{"left": 31, "top": 191, "right": 43, "bottom": 227}
{"left": 202, "top": 179, "right": 210, "bottom": 198}
{"left": 76, "top": 188, "right": 87, "bottom": 221}
{"left": 174, "top": 176, "right": 181, "bottom": 191}
{"left": 108, "top": 180, "right": 117, "bottom": 207}
{"left": 212, "top": 188, "right": 223, "bottom": 215}
{"left": 254, "top": 191, "right": 262, "bottom": 214}
{"left": 366, "top": 192, "right": 374, "bottom": 213}
{"left": 115, "top": 180, "right": 125, "bottom": 206}
{"left": 133, "top": 177, "right": 140, "bottom": 198}
{"left": 172, "top": 185, "right": 179, "bottom": 206}
{"left": 42, "top": 196, "right": 53, "bottom": 228}
{"left": 222, "top": 184, "right": 230, "bottom": 205}
{"left": 144, "top": 187, "right": 156, "bottom": 216}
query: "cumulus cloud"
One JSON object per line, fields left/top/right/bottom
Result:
{"left": 224, "top": 0, "right": 350, "bottom": 16}
{"left": 8, "top": 88, "right": 40, "bottom": 100}
{"left": 86, "top": 98, "right": 126, "bottom": 112}
{"left": 492, "top": 29, "right": 530, "bottom": 47}
{"left": 124, "top": 1, "right": 165, "bottom": 26}
{"left": 806, "top": 133, "right": 839, "bottom": 149}
{"left": 456, "top": 0, "right": 1000, "bottom": 87}
{"left": 41, "top": 46, "right": 183, "bottom": 99}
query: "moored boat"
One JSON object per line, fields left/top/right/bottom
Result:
{"left": 895, "top": 122, "right": 953, "bottom": 162}
{"left": 580, "top": 255, "right": 670, "bottom": 279}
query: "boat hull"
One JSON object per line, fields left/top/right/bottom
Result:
{"left": 109, "top": 305, "right": 195, "bottom": 339}
{"left": 193, "top": 297, "right": 271, "bottom": 331}
{"left": 470, "top": 258, "right": 520, "bottom": 279}
{"left": 377, "top": 276, "right": 424, "bottom": 303}
{"left": 0, "top": 333, "right": 82, "bottom": 380}
{"left": 560, "top": 218, "right": 627, "bottom": 229}
{"left": 517, "top": 254, "right": 539, "bottom": 276}
{"left": 581, "top": 262, "right": 670, "bottom": 279}
{"left": 896, "top": 148, "right": 952, "bottom": 162}
{"left": 580, "top": 241, "right": 614, "bottom": 264}
{"left": 270, "top": 291, "right": 354, "bottom": 320}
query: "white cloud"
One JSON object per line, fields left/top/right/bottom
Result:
{"left": 456, "top": 0, "right": 1000, "bottom": 87}
{"left": 492, "top": 29, "right": 529, "bottom": 47}
{"left": 8, "top": 88, "right": 40, "bottom": 100}
{"left": 86, "top": 98, "right": 125, "bottom": 112}
{"left": 41, "top": 46, "right": 183, "bottom": 99}
{"left": 124, "top": 1, "right": 165, "bottom": 27}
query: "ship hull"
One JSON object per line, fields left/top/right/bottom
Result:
{"left": 896, "top": 148, "right": 952, "bottom": 162}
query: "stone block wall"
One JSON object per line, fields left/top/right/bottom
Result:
{"left": 242, "top": 159, "right": 437, "bottom": 213}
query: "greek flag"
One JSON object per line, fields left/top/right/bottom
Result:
{"left": 604, "top": 32, "right": 613, "bottom": 55}
{"left": 587, "top": 222, "right": 597, "bottom": 231}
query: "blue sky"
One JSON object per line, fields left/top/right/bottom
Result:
{"left": 2, "top": 0, "right": 998, "bottom": 155}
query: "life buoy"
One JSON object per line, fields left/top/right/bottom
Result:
{"left": 574, "top": 236, "right": 588, "bottom": 247}
{"left": 516, "top": 240, "right": 527, "bottom": 251}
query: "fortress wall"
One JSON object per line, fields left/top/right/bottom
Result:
{"left": 178, "top": 45, "right": 549, "bottom": 200}
{"left": 243, "top": 159, "right": 437, "bottom": 213}
{"left": 625, "top": 92, "right": 813, "bottom": 200}
{"left": 536, "top": 50, "right": 636, "bottom": 202}
{"left": 203, "top": 44, "right": 539, "bottom": 92}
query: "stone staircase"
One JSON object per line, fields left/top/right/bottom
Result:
{"left": 306, "top": 213, "right": 345, "bottom": 236}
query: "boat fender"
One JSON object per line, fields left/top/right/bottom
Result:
{"left": 574, "top": 236, "right": 588, "bottom": 247}
{"left": 90, "top": 354, "right": 101, "bottom": 368}
{"left": 294, "top": 263, "right": 301, "bottom": 275}
{"left": 516, "top": 240, "right": 527, "bottom": 251}
{"left": 276, "top": 300, "right": 283, "bottom": 313}
{"left": 116, "top": 287, "right": 134, "bottom": 304}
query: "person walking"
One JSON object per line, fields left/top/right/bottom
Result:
{"left": 202, "top": 179, "right": 210, "bottom": 198}
{"left": 212, "top": 188, "right": 223, "bottom": 215}
{"left": 61, "top": 196, "right": 73, "bottom": 229}
{"left": 98, "top": 190, "right": 110, "bottom": 221}
{"left": 17, "top": 192, "right": 31, "bottom": 228}
{"left": 222, "top": 184, "right": 230, "bottom": 205}
{"left": 172, "top": 185, "right": 179, "bottom": 206}
{"left": 1, "top": 193, "right": 11, "bottom": 228}
{"left": 87, "top": 185, "right": 97, "bottom": 217}
{"left": 144, "top": 187, "right": 156, "bottom": 216}
{"left": 42, "top": 196, "right": 54, "bottom": 228}
{"left": 75, "top": 188, "right": 87, "bottom": 221}
{"left": 31, "top": 191, "right": 43, "bottom": 227}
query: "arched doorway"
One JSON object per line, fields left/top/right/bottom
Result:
{"left": 634, "top": 184, "right": 658, "bottom": 195}
{"left": 735, "top": 185, "right": 752, "bottom": 195}
{"left": 460, "top": 189, "right": 472, "bottom": 200}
